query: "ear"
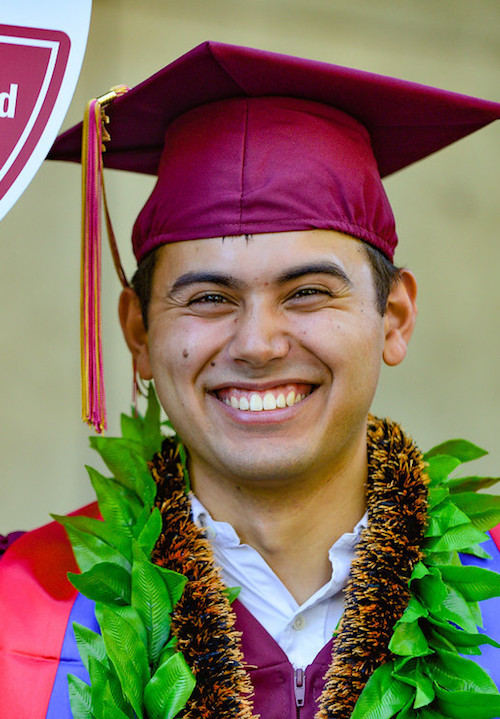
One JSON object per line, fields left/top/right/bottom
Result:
{"left": 118, "top": 288, "right": 153, "bottom": 380}
{"left": 382, "top": 269, "right": 418, "bottom": 367}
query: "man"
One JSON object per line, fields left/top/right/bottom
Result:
{"left": 1, "top": 42, "right": 500, "bottom": 719}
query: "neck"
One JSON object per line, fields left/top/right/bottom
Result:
{"left": 190, "top": 439, "right": 367, "bottom": 605}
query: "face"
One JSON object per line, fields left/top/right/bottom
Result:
{"left": 125, "top": 230, "right": 411, "bottom": 490}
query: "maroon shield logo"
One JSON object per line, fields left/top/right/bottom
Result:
{"left": 0, "top": 24, "right": 70, "bottom": 203}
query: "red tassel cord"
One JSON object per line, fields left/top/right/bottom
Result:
{"left": 80, "top": 86, "right": 128, "bottom": 433}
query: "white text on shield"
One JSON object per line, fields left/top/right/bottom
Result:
{"left": 0, "top": 84, "right": 18, "bottom": 119}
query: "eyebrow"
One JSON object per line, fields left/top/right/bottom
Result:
{"left": 276, "top": 261, "right": 352, "bottom": 287}
{"left": 169, "top": 261, "right": 352, "bottom": 295}
{"left": 169, "top": 271, "right": 243, "bottom": 295}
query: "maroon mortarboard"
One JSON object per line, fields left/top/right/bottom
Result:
{"left": 48, "top": 40, "right": 500, "bottom": 431}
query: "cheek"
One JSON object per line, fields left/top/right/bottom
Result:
{"left": 302, "top": 313, "right": 384, "bottom": 371}
{"left": 147, "top": 322, "right": 188, "bottom": 382}
{"left": 149, "top": 319, "right": 222, "bottom": 381}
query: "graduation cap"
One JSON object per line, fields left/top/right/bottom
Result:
{"left": 49, "top": 40, "right": 500, "bottom": 432}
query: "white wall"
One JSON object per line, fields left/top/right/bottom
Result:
{"left": 1, "top": 0, "right": 499, "bottom": 532}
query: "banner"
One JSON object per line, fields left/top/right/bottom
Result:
{"left": 0, "top": 1, "right": 92, "bottom": 221}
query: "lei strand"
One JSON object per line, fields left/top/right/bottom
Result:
{"left": 317, "top": 418, "right": 429, "bottom": 718}
{"left": 149, "top": 443, "right": 256, "bottom": 719}
{"left": 57, "top": 386, "right": 500, "bottom": 719}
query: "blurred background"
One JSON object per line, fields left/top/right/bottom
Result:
{"left": 1, "top": 0, "right": 499, "bottom": 532}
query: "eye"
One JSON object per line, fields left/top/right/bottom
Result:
{"left": 284, "top": 285, "right": 338, "bottom": 311}
{"left": 291, "top": 287, "right": 332, "bottom": 298}
{"left": 188, "top": 293, "right": 229, "bottom": 305}
{"left": 287, "top": 286, "right": 334, "bottom": 303}
{"left": 185, "top": 291, "right": 236, "bottom": 316}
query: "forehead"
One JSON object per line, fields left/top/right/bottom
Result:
{"left": 153, "top": 230, "right": 372, "bottom": 285}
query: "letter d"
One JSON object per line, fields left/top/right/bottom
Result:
{"left": 0, "top": 84, "right": 18, "bottom": 118}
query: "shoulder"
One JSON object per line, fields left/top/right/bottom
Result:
{"left": 0, "top": 531, "right": 25, "bottom": 559}
{"left": 0, "top": 502, "right": 99, "bottom": 589}
{"left": 0, "top": 504, "right": 99, "bottom": 718}
{"left": 461, "top": 525, "right": 500, "bottom": 572}
{"left": 491, "top": 524, "right": 500, "bottom": 558}
{"left": 459, "top": 526, "right": 500, "bottom": 687}
{"left": 0, "top": 502, "right": 100, "bottom": 621}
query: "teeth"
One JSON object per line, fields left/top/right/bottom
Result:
{"left": 220, "top": 387, "right": 310, "bottom": 411}
{"left": 249, "top": 394, "right": 263, "bottom": 411}
{"left": 263, "top": 392, "right": 277, "bottom": 410}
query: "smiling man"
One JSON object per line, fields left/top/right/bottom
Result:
{"left": 1, "top": 42, "right": 500, "bottom": 719}
{"left": 120, "top": 230, "right": 417, "bottom": 612}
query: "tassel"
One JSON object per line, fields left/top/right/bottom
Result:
{"left": 80, "top": 86, "right": 128, "bottom": 433}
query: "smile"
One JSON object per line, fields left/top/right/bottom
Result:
{"left": 213, "top": 383, "right": 314, "bottom": 412}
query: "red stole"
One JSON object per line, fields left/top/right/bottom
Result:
{"left": 0, "top": 504, "right": 99, "bottom": 719}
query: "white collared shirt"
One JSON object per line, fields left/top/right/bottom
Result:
{"left": 190, "top": 494, "right": 367, "bottom": 669}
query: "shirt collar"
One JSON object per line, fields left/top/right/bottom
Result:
{"left": 190, "top": 492, "right": 368, "bottom": 559}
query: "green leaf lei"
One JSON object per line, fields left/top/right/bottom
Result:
{"left": 352, "top": 439, "right": 500, "bottom": 719}
{"left": 57, "top": 388, "right": 500, "bottom": 718}
{"left": 55, "top": 386, "right": 195, "bottom": 719}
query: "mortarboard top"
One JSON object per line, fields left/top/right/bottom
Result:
{"left": 47, "top": 41, "right": 500, "bottom": 432}
{"left": 49, "top": 40, "right": 500, "bottom": 263}
{"left": 51, "top": 40, "right": 500, "bottom": 178}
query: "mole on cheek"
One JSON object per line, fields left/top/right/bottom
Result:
{"left": 210, "top": 361, "right": 216, "bottom": 367}
{"left": 182, "top": 349, "right": 189, "bottom": 359}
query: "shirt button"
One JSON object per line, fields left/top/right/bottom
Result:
{"left": 204, "top": 526, "right": 217, "bottom": 540}
{"left": 292, "top": 615, "right": 306, "bottom": 631}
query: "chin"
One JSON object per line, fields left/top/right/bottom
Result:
{"left": 210, "top": 443, "right": 323, "bottom": 485}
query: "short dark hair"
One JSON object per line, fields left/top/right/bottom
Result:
{"left": 131, "top": 248, "right": 159, "bottom": 330}
{"left": 361, "top": 242, "right": 402, "bottom": 315}
{"left": 131, "top": 240, "right": 401, "bottom": 328}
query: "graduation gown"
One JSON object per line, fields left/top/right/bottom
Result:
{"left": 1, "top": 509, "right": 500, "bottom": 719}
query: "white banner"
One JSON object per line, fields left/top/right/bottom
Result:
{"left": 0, "top": 0, "right": 92, "bottom": 221}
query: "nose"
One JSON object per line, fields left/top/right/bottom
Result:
{"left": 227, "top": 301, "right": 290, "bottom": 367}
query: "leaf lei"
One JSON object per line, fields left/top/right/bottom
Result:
{"left": 55, "top": 386, "right": 195, "bottom": 719}
{"left": 57, "top": 387, "right": 500, "bottom": 719}
{"left": 351, "top": 439, "right": 500, "bottom": 719}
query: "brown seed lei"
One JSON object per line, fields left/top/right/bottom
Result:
{"left": 150, "top": 444, "right": 257, "bottom": 719}
{"left": 150, "top": 415, "right": 428, "bottom": 719}
{"left": 317, "top": 417, "right": 428, "bottom": 719}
